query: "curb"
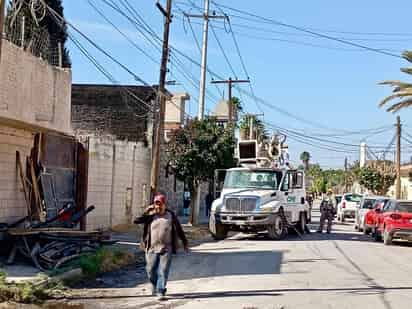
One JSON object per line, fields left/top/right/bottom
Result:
{"left": 33, "top": 268, "right": 83, "bottom": 288}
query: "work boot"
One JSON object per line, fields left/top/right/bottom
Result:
{"left": 157, "top": 294, "right": 167, "bottom": 301}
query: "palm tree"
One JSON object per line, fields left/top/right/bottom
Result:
{"left": 379, "top": 51, "right": 412, "bottom": 112}
{"left": 300, "top": 151, "right": 311, "bottom": 170}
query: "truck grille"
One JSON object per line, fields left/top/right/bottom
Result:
{"left": 225, "top": 197, "right": 258, "bottom": 212}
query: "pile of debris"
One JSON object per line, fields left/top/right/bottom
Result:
{"left": 0, "top": 133, "right": 115, "bottom": 271}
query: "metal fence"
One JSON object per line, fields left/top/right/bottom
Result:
{"left": 2, "top": 2, "right": 64, "bottom": 67}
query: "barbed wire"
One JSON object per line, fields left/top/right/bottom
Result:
{"left": 4, "top": 0, "right": 64, "bottom": 67}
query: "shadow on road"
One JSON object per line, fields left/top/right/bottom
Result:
{"left": 168, "top": 249, "right": 283, "bottom": 281}
{"left": 73, "top": 249, "right": 283, "bottom": 289}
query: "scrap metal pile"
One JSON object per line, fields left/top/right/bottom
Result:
{"left": 0, "top": 133, "right": 115, "bottom": 271}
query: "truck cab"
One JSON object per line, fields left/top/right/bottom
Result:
{"left": 209, "top": 166, "right": 310, "bottom": 240}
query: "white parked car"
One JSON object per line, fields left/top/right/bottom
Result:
{"left": 337, "top": 193, "right": 362, "bottom": 222}
{"left": 354, "top": 195, "right": 387, "bottom": 232}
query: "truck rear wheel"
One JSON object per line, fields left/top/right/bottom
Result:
{"left": 297, "top": 212, "right": 307, "bottom": 233}
{"left": 209, "top": 215, "right": 228, "bottom": 240}
{"left": 267, "top": 215, "right": 287, "bottom": 240}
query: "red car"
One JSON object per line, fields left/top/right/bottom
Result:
{"left": 363, "top": 198, "right": 389, "bottom": 235}
{"left": 373, "top": 200, "right": 412, "bottom": 245}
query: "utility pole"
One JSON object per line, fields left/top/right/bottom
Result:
{"left": 185, "top": 3, "right": 225, "bottom": 225}
{"left": 211, "top": 78, "right": 250, "bottom": 125}
{"left": 396, "top": 116, "right": 401, "bottom": 199}
{"left": 150, "top": 0, "right": 172, "bottom": 199}
{"left": 184, "top": 1, "right": 226, "bottom": 119}
{"left": 0, "top": 0, "right": 5, "bottom": 63}
{"left": 344, "top": 157, "right": 348, "bottom": 192}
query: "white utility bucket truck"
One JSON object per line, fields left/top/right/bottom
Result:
{"left": 209, "top": 135, "right": 310, "bottom": 240}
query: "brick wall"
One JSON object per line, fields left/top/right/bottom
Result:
{"left": 0, "top": 125, "right": 34, "bottom": 223}
{"left": 71, "top": 84, "right": 155, "bottom": 143}
{"left": 0, "top": 39, "right": 72, "bottom": 134}
{"left": 85, "top": 136, "right": 151, "bottom": 230}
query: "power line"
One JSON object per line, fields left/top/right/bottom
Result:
{"left": 99, "top": 0, "right": 222, "bottom": 106}
{"left": 87, "top": 0, "right": 159, "bottom": 65}
{"left": 104, "top": 1, "right": 390, "bottom": 133}
{"left": 209, "top": 23, "right": 238, "bottom": 79}
{"left": 178, "top": 1, "right": 412, "bottom": 40}
{"left": 178, "top": 4, "right": 224, "bottom": 99}
{"left": 211, "top": 1, "right": 404, "bottom": 59}
{"left": 43, "top": 0, "right": 199, "bottom": 124}
{"left": 174, "top": 14, "right": 403, "bottom": 53}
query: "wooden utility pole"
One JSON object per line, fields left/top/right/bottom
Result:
{"left": 396, "top": 116, "right": 401, "bottom": 199}
{"left": 150, "top": 0, "right": 172, "bottom": 198}
{"left": 211, "top": 78, "right": 250, "bottom": 125}
{"left": 0, "top": 0, "right": 5, "bottom": 63}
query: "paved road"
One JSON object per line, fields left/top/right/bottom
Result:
{"left": 59, "top": 203, "right": 412, "bottom": 309}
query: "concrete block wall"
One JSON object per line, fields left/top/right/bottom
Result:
{"left": 85, "top": 136, "right": 151, "bottom": 230}
{"left": 0, "top": 125, "right": 34, "bottom": 223}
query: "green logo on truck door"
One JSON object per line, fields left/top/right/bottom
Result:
{"left": 287, "top": 196, "right": 296, "bottom": 203}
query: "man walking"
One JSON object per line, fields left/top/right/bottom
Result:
{"left": 317, "top": 189, "right": 336, "bottom": 234}
{"left": 134, "top": 193, "right": 188, "bottom": 300}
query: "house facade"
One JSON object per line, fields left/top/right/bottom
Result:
{"left": 0, "top": 38, "right": 72, "bottom": 224}
{"left": 71, "top": 84, "right": 191, "bottom": 229}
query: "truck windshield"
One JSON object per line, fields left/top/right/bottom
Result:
{"left": 344, "top": 194, "right": 362, "bottom": 202}
{"left": 223, "top": 170, "right": 283, "bottom": 190}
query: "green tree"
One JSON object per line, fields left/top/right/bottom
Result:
{"left": 238, "top": 115, "right": 268, "bottom": 141}
{"left": 230, "top": 96, "right": 242, "bottom": 112}
{"left": 300, "top": 151, "right": 311, "bottom": 170}
{"left": 379, "top": 51, "right": 412, "bottom": 112}
{"left": 358, "top": 165, "right": 395, "bottom": 195}
{"left": 167, "top": 118, "right": 237, "bottom": 224}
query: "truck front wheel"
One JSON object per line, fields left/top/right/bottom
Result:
{"left": 209, "top": 215, "right": 228, "bottom": 240}
{"left": 267, "top": 215, "right": 287, "bottom": 240}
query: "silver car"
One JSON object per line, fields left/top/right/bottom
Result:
{"left": 355, "top": 195, "right": 387, "bottom": 232}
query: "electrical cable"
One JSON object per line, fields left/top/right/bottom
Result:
{"left": 177, "top": 1, "right": 412, "bottom": 38}
{"left": 210, "top": 1, "right": 404, "bottom": 59}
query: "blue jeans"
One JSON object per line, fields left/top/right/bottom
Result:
{"left": 145, "top": 251, "right": 172, "bottom": 295}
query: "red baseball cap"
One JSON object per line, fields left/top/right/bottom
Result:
{"left": 154, "top": 194, "right": 166, "bottom": 205}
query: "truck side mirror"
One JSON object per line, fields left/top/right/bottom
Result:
{"left": 301, "top": 197, "right": 305, "bottom": 205}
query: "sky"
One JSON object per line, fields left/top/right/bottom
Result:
{"left": 56, "top": 0, "right": 412, "bottom": 169}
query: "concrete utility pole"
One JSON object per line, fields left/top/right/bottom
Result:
{"left": 396, "top": 116, "right": 401, "bottom": 199}
{"left": 360, "top": 142, "right": 367, "bottom": 168}
{"left": 0, "top": 0, "right": 5, "bottom": 63}
{"left": 185, "top": 2, "right": 225, "bottom": 225}
{"left": 184, "top": 1, "right": 226, "bottom": 119}
{"left": 344, "top": 157, "right": 348, "bottom": 192}
{"left": 150, "top": 0, "right": 173, "bottom": 199}
{"left": 211, "top": 78, "right": 250, "bottom": 125}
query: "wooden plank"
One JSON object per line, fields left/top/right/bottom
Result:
{"left": 16, "top": 151, "right": 31, "bottom": 221}
{"left": 8, "top": 227, "right": 101, "bottom": 236}
{"left": 29, "top": 158, "right": 42, "bottom": 220}
{"left": 40, "top": 133, "right": 76, "bottom": 169}
{"left": 76, "top": 141, "right": 89, "bottom": 231}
